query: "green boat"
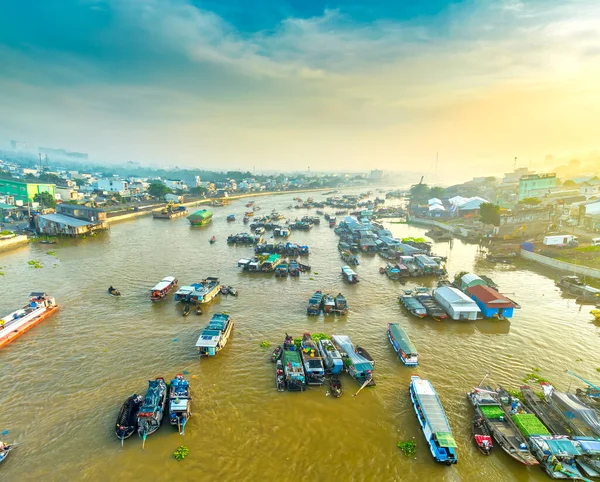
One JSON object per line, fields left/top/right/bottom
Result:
{"left": 187, "top": 209, "right": 213, "bottom": 226}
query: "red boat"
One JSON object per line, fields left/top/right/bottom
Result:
{"left": 472, "top": 414, "right": 493, "bottom": 455}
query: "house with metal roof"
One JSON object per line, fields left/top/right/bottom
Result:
{"left": 36, "top": 213, "right": 108, "bottom": 236}
{"left": 459, "top": 273, "right": 488, "bottom": 292}
{"left": 466, "top": 285, "right": 516, "bottom": 319}
{"left": 433, "top": 286, "right": 480, "bottom": 320}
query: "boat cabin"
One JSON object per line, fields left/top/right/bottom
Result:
{"left": 150, "top": 277, "right": 177, "bottom": 301}
{"left": 467, "top": 285, "right": 516, "bottom": 319}
{"left": 195, "top": 313, "right": 232, "bottom": 356}
{"left": 174, "top": 285, "right": 200, "bottom": 302}
{"left": 433, "top": 286, "right": 480, "bottom": 321}
{"left": 341, "top": 265, "right": 359, "bottom": 283}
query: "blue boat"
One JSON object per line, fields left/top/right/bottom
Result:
{"left": 387, "top": 323, "right": 418, "bottom": 366}
{"left": 332, "top": 335, "right": 375, "bottom": 386}
{"left": 409, "top": 375, "right": 457, "bottom": 465}
{"left": 317, "top": 338, "right": 343, "bottom": 375}
{"left": 169, "top": 374, "right": 191, "bottom": 435}
{"left": 307, "top": 290, "right": 323, "bottom": 316}
{"left": 195, "top": 313, "right": 233, "bottom": 356}
{"left": 137, "top": 377, "right": 168, "bottom": 448}
{"left": 227, "top": 214, "right": 235, "bottom": 222}
{"left": 174, "top": 283, "right": 202, "bottom": 302}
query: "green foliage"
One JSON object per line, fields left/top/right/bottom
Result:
{"left": 408, "top": 183, "right": 446, "bottom": 205}
{"left": 575, "top": 246, "right": 600, "bottom": 253}
{"left": 173, "top": 445, "right": 190, "bottom": 461}
{"left": 522, "top": 372, "right": 550, "bottom": 384}
{"left": 506, "top": 389, "right": 524, "bottom": 403}
{"left": 519, "top": 197, "right": 542, "bottom": 205}
{"left": 0, "top": 230, "right": 14, "bottom": 236}
{"left": 33, "top": 191, "right": 56, "bottom": 208}
{"left": 189, "top": 186, "right": 207, "bottom": 196}
{"left": 479, "top": 202, "right": 500, "bottom": 226}
{"left": 397, "top": 440, "right": 417, "bottom": 457}
{"left": 27, "top": 260, "right": 43, "bottom": 268}
{"left": 562, "top": 180, "right": 577, "bottom": 188}
{"left": 311, "top": 333, "right": 331, "bottom": 342}
{"left": 46, "top": 251, "right": 56, "bottom": 256}
{"left": 147, "top": 182, "right": 172, "bottom": 199}
{"left": 259, "top": 341, "right": 270, "bottom": 348}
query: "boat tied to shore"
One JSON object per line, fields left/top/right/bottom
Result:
{"left": 410, "top": 375, "right": 458, "bottom": 465}
{"left": 150, "top": 276, "right": 177, "bottom": 301}
{"left": 115, "top": 394, "right": 143, "bottom": 445}
{"left": 195, "top": 313, "right": 233, "bottom": 356}
{"left": 169, "top": 374, "right": 191, "bottom": 435}
{"left": 387, "top": 323, "right": 418, "bottom": 366}
{"left": 137, "top": 377, "right": 168, "bottom": 448}
{"left": 0, "top": 293, "right": 59, "bottom": 349}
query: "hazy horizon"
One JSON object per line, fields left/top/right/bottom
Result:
{"left": 2, "top": 0, "right": 599, "bottom": 183}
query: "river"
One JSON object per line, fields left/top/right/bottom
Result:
{"left": 1, "top": 190, "right": 599, "bottom": 482}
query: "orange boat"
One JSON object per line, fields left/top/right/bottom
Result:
{"left": 245, "top": 211, "right": 254, "bottom": 217}
{"left": 0, "top": 293, "right": 59, "bottom": 349}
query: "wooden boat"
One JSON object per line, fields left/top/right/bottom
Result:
{"left": 183, "top": 304, "right": 190, "bottom": 317}
{"left": 399, "top": 294, "right": 427, "bottom": 318}
{"left": 322, "top": 294, "right": 335, "bottom": 314}
{"left": 115, "top": 394, "right": 143, "bottom": 444}
{"left": 195, "top": 304, "right": 202, "bottom": 315}
{"left": 410, "top": 375, "right": 457, "bottom": 464}
{"left": 108, "top": 286, "right": 121, "bottom": 296}
{"left": 209, "top": 236, "right": 216, "bottom": 244}
{"left": 271, "top": 346, "right": 283, "bottom": 362}
{"left": 329, "top": 376, "right": 343, "bottom": 398}
{"left": 187, "top": 209, "right": 213, "bottom": 226}
{"left": 298, "top": 262, "right": 311, "bottom": 272}
{"left": 190, "top": 277, "right": 221, "bottom": 304}
{"left": 228, "top": 287, "right": 238, "bottom": 296}
{"left": 387, "top": 323, "right": 418, "bottom": 366}
{"left": 275, "top": 262, "right": 289, "bottom": 278}
{"left": 282, "top": 334, "right": 307, "bottom": 391}
{"left": 289, "top": 260, "right": 300, "bottom": 277}
{"left": 0, "top": 443, "right": 14, "bottom": 464}
{"left": 307, "top": 291, "right": 323, "bottom": 316}
{"left": 300, "top": 333, "right": 325, "bottom": 385}
{"left": 195, "top": 313, "right": 233, "bottom": 356}
{"left": 137, "top": 378, "right": 168, "bottom": 448}
{"left": 520, "top": 385, "right": 571, "bottom": 435}
{"left": 318, "top": 339, "right": 343, "bottom": 375}
{"left": 150, "top": 276, "right": 177, "bottom": 301}
{"left": 341, "top": 265, "right": 359, "bottom": 284}
{"left": 245, "top": 211, "right": 254, "bottom": 217}
{"left": 332, "top": 335, "right": 375, "bottom": 387}
{"left": 275, "top": 356, "right": 285, "bottom": 392}
{"left": 356, "top": 346, "right": 374, "bottom": 367}
{"left": 415, "top": 293, "right": 447, "bottom": 320}
{"left": 227, "top": 214, "right": 236, "bottom": 222}
{"left": 472, "top": 412, "right": 493, "bottom": 455}
{"left": 0, "top": 293, "right": 59, "bottom": 349}
{"left": 334, "top": 293, "right": 348, "bottom": 315}
{"left": 467, "top": 387, "right": 538, "bottom": 465}
{"left": 169, "top": 374, "right": 191, "bottom": 435}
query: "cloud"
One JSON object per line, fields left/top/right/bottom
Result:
{"left": 0, "top": 0, "right": 599, "bottom": 179}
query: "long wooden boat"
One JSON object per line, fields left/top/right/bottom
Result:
{"left": 282, "top": 334, "right": 306, "bottom": 391}
{"left": 410, "top": 375, "right": 457, "bottom": 465}
{"left": 415, "top": 293, "right": 447, "bottom": 320}
{"left": 137, "top": 377, "right": 168, "bottom": 448}
{"left": 300, "top": 333, "right": 325, "bottom": 385}
{"left": 317, "top": 339, "right": 343, "bottom": 375}
{"left": 472, "top": 411, "right": 493, "bottom": 455}
{"left": 307, "top": 291, "right": 323, "bottom": 316}
{"left": 520, "top": 385, "right": 571, "bottom": 435}
{"left": 153, "top": 205, "right": 188, "bottom": 219}
{"left": 150, "top": 277, "right": 177, "bottom": 301}
{"left": 115, "top": 394, "right": 143, "bottom": 444}
{"left": 322, "top": 294, "right": 335, "bottom": 314}
{"left": 275, "top": 354, "right": 285, "bottom": 392}
{"left": 0, "top": 293, "right": 59, "bottom": 349}
{"left": 332, "top": 335, "right": 375, "bottom": 386}
{"left": 399, "top": 294, "right": 427, "bottom": 318}
{"left": 528, "top": 435, "right": 586, "bottom": 479}
{"left": 467, "top": 387, "right": 538, "bottom": 465}
{"left": 387, "top": 323, "right": 418, "bottom": 366}
{"left": 169, "top": 374, "right": 191, "bottom": 435}
{"left": 195, "top": 313, "right": 233, "bottom": 356}
{"left": 341, "top": 265, "right": 359, "bottom": 284}
{"left": 334, "top": 293, "right": 348, "bottom": 315}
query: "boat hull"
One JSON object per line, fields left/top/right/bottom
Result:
{"left": 0, "top": 305, "right": 59, "bottom": 349}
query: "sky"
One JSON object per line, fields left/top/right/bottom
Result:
{"left": 1, "top": 0, "right": 599, "bottom": 181}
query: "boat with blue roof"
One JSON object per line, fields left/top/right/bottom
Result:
{"left": 282, "top": 334, "right": 307, "bottom": 391}
{"left": 195, "top": 313, "right": 233, "bottom": 356}
{"left": 387, "top": 323, "right": 418, "bottom": 366}
{"left": 190, "top": 277, "right": 221, "bottom": 304}
{"left": 317, "top": 338, "right": 343, "bottom": 375}
{"left": 410, "top": 375, "right": 457, "bottom": 465}
{"left": 307, "top": 291, "right": 323, "bottom": 316}
{"left": 332, "top": 335, "right": 375, "bottom": 387}
{"left": 137, "top": 377, "right": 168, "bottom": 448}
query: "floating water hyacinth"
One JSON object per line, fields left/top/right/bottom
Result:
{"left": 397, "top": 440, "right": 416, "bottom": 457}
{"left": 173, "top": 445, "right": 190, "bottom": 461}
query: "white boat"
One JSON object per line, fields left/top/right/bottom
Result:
{"left": 317, "top": 339, "right": 344, "bottom": 375}
{"left": 0, "top": 293, "right": 58, "bottom": 349}
{"left": 195, "top": 313, "right": 233, "bottom": 356}
{"left": 341, "top": 265, "right": 359, "bottom": 284}
{"left": 150, "top": 276, "right": 177, "bottom": 301}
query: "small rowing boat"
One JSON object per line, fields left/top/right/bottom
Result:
{"left": 183, "top": 304, "right": 190, "bottom": 317}
{"left": 115, "top": 394, "right": 143, "bottom": 445}
{"left": 329, "top": 376, "right": 343, "bottom": 398}
{"left": 0, "top": 443, "right": 13, "bottom": 465}
{"left": 472, "top": 413, "right": 493, "bottom": 455}
{"left": 209, "top": 235, "right": 216, "bottom": 244}
{"left": 108, "top": 286, "right": 121, "bottom": 296}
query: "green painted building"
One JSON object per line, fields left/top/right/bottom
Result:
{"left": 0, "top": 179, "right": 56, "bottom": 203}
{"left": 518, "top": 174, "right": 556, "bottom": 201}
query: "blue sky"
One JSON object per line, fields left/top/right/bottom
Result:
{"left": 1, "top": 0, "right": 599, "bottom": 177}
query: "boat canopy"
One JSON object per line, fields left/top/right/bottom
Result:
{"left": 175, "top": 286, "right": 195, "bottom": 296}
{"left": 531, "top": 436, "right": 582, "bottom": 456}
{"left": 151, "top": 277, "right": 175, "bottom": 291}
{"left": 341, "top": 266, "right": 357, "bottom": 276}
{"left": 332, "top": 335, "right": 372, "bottom": 373}
{"left": 266, "top": 254, "right": 280, "bottom": 263}
{"left": 574, "top": 437, "right": 600, "bottom": 454}
{"left": 412, "top": 378, "right": 454, "bottom": 444}
{"left": 389, "top": 324, "right": 417, "bottom": 355}
{"left": 553, "top": 391, "right": 600, "bottom": 436}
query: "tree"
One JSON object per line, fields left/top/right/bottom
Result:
{"left": 189, "top": 186, "right": 207, "bottom": 196}
{"left": 479, "top": 202, "right": 500, "bottom": 226}
{"left": 409, "top": 183, "right": 430, "bottom": 204}
{"left": 74, "top": 178, "right": 88, "bottom": 187}
{"left": 33, "top": 191, "right": 56, "bottom": 209}
{"left": 147, "top": 182, "right": 171, "bottom": 199}
{"left": 429, "top": 186, "right": 446, "bottom": 200}
{"left": 519, "top": 197, "right": 542, "bottom": 206}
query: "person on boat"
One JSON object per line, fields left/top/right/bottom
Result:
{"left": 0, "top": 441, "right": 8, "bottom": 452}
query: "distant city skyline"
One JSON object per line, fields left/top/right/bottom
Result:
{"left": 1, "top": 1, "right": 599, "bottom": 181}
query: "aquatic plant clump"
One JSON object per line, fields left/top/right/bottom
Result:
{"left": 522, "top": 372, "right": 550, "bottom": 385}
{"left": 259, "top": 341, "right": 270, "bottom": 348}
{"left": 28, "top": 260, "right": 43, "bottom": 269}
{"left": 397, "top": 440, "right": 417, "bottom": 457}
{"left": 173, "top": 445, "right": 190, "bottom": 461}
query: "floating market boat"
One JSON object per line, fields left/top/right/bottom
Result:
{"left": 195, "top": 313, "right": 233, "bottom": 356}
{"left": 341, "top": 265, "right": 359, "bottom": 284}
{"left": 227, "top": 214, "right": 236, "bottom": 222}
{"left": 307, "top": 291, "right": 323, "bottom": 316}
{"left": 340, "top": 250, "right": 359, "bottom": 266}
{"left": 387, "top": 323, "right": 418, "bottom": 366}
{"left": 0, "top": 444, "right": 13, "bottom": 464}
{"left": 332, "top": 335, "right": 375, "bottom": 386}
{"left": 521, "top": 385, "right": 571, "bottom": 435}
{"left": 282, "top": 334, "right": 307, "bottom": 391}
{"left": 190, "top": 277, "right": 221, "bottom": 304}
{"left": 182, "top": 304, "right": 190, "bottom": 317}
{"left": 467, "top": 387, "right": 538, "bottom": 465}
{"left": 275, "top": 354, "right": 285, "bottom": 392}
{"left": 137, "top": 377, "right": 168, "bottom": 448}
{"left": 169, "top": 374, "right": 191, "bottom": 435}
{"left": 329, "top": 216, "right": 336, "bottom": 227}
{"left": 0, "top": 293, "right": 59, "bottom": 349}
{"left": 187, "top": 209, "right": 213, "bottom": 226}
{"left": 318, "top": 339, "right": 343, "bottom": 375}
{"left": 528, "top": 435, "right": 586, "bottom": 479}
{"left": 573, "top": 437, "right": 600, "bottom": 478}
{"left": 399, "top": 294, "right": 427, "bottom": 318}
{"left": 261, "top": 254, "right": 282, "bottom": 272}
{"left": 174, "top": 284, "right": 201, "bottom": 303}
{"left": 115, "top": 394, "right": 143, "bottom": 444}
{"left": 288, "top": 260, "right": 300, "bottom": 277}
{"left": 270, "top": 346, "right": 282, "bottom": 362}
{"left": 385, "top": 263, "right": 401, "bottom": 280}
{"left": 275, "top": 261, "right": 288, "bottom": 277}
{"left": 150, "top": 276, "right": 177, "bottom": 301}
{"left": 329, "top": 376, "right": 343, "bottom": 398}
{"left": 543, "top": 383, "right": 600, "bottom": 437}
{"left": 472, "top": 412, "right": 493, "bottom": 455}
{"left": 415, "top": 293, "right": 447, "bottom": 320}
{"left": 356, "top": 346, "right": 374, "bottom": 367}
{"left": 322, "top": 294, "right": 335, "bottom": 314}
{"left": 300, "top": 333, "right": 325, "bottom": 385}
{"left": 334, "top": 293, "right": 348, "bottom": 315}
{"left": 410, "top": 375, "right": 457, "bottom": 465}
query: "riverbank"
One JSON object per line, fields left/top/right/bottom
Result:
{"left": 0, "top": 234, "right": 29, "bottom": 253}
{"left": 520, "top": 248, "right": 600, "bottom": 279}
